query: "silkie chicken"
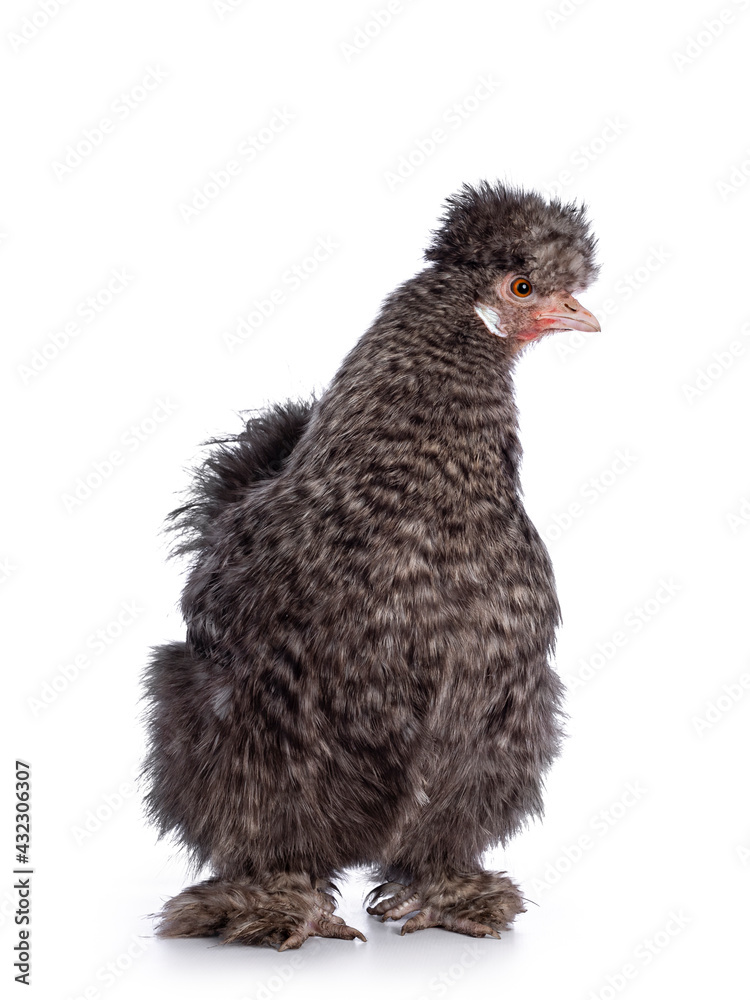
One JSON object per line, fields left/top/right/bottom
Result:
{"left": 142, "top": 180, "right": 600, "bottom": 949}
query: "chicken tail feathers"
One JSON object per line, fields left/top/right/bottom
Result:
{"left": 167, "top": 398, "right": 314, "bottom": 558}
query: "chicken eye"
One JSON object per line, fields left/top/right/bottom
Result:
{"left": 510, "top": 277, "right": 533, "bottom": 298}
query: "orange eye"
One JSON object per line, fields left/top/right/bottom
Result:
{"left": 510, "top": 277, "right": 533, "bottom": 298}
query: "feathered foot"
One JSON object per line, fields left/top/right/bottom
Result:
{"left": 367, "top": 870, "right": 525, "bottom": 938}
{"left": 155, "top": 872, "right": 366, "bottom": 950}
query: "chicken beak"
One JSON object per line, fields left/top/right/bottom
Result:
{"left": 535, "top": 292, "right": 601, "bottom": 335}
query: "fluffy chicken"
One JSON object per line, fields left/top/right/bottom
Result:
{"left": 143, "top": 181, "right": 600, "bottom": 949}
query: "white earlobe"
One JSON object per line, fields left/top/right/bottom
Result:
{"left": 474, "top": 303, "right": 508, "bottom": 338}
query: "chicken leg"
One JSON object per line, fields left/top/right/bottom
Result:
{"left": 156, "top": 872, "right": 366, "bottom": 950}
{"left": 367, "top": 870, "right": 525, "bottom": 938}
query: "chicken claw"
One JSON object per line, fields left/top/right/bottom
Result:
{"left": 367, "top": 871, "right": 524, "bottom": 939}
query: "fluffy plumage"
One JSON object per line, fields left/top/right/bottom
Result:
{"left": 142, "top": 180, "right": 600, "bottom": 949}
{"left": 425, "top": 180, "right": 599, "bottom": 292}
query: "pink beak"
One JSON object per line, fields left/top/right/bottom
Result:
{"left": 520, "top": 292, "right": 601, "bottom": 341}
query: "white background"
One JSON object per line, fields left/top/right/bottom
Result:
{"left": 3, "top": 0, "right": 750, "bottom": 997}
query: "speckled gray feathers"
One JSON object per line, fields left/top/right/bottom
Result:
{"left": 142, "top": 181, "right": 599, "bottom": 947}
{"left": 425, "top": 179, "right": 599, "bottom": 293}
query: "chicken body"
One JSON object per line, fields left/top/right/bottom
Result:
{"left": 143, "top": 182, "right": 600, "bottom": 948}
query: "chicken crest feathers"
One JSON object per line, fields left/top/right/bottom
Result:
{"left": 424, "top": 180, "right": 599, "bottom": 293}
